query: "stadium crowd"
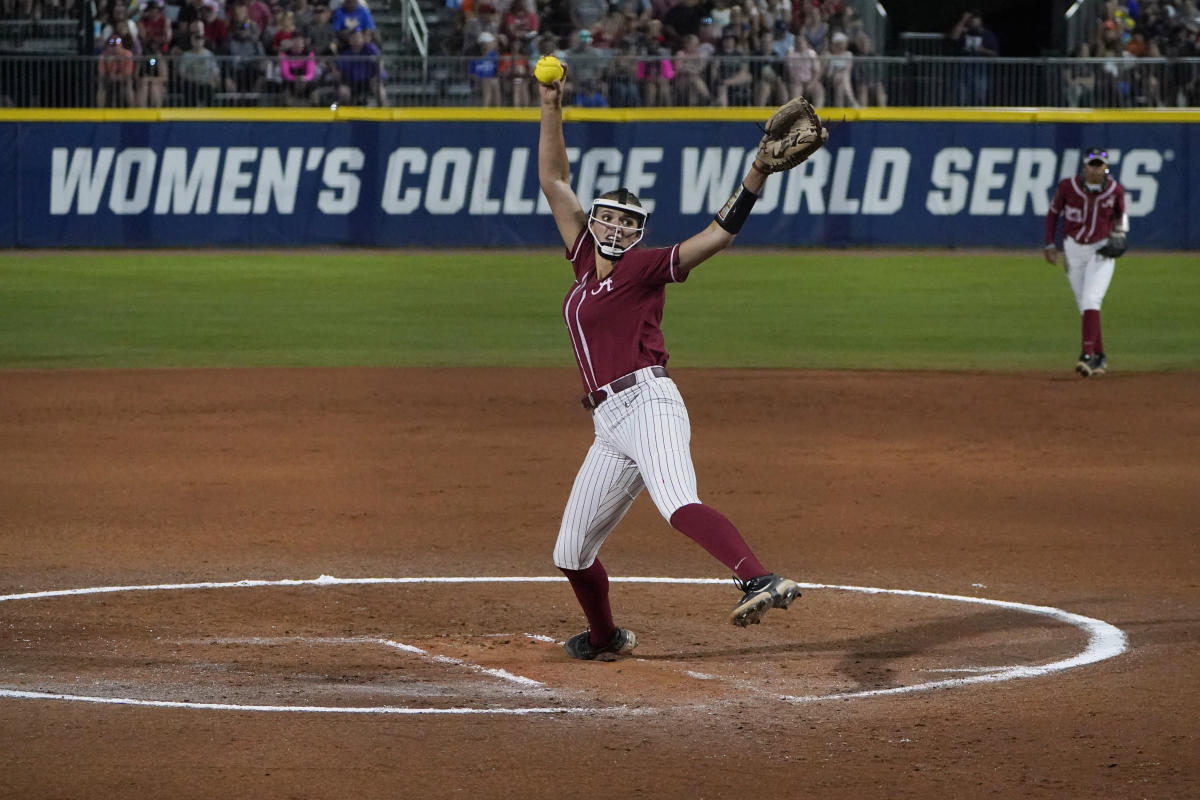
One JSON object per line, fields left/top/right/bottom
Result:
{"left": 450, "top": 0, "right": 884, "bottom": 108}
{"left": 1066, "top": 0, "right": 1200, "bottom": 106}
{"left": 90, "top": 0, "right": 386, "bottom": 106}
{"left": 5, "top": 0, "right": 1200, "bottom": 107}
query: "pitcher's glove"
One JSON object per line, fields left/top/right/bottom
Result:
{"left": 754, "top": 96, "right": 829, "bottom": 174}
{"left": 1097, "top": 232, "right": 1128, "bottom": 258}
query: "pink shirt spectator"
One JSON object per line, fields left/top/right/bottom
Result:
{"left": 280, "top": 49, "right": 316, "bottom": 81}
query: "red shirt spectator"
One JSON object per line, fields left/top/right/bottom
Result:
{"left": 138, "top": 0, "right": 172, "bottom": 54}
{"left": 502, "top": 0, "right": 539, "bottom": 42}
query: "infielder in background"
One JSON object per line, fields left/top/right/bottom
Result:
{"left": 1044, "top": 147, "right": 1128, "bottom": 378}
{"left": 537, "top": 70, "right": 828, "bottom": 660}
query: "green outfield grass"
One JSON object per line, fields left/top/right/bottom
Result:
{"left": 1, "top": 249, "right": 1196, "bottom": 371}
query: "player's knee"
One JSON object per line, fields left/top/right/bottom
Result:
{"left": 553, "top": 550, "right": 591, "bottom": 571}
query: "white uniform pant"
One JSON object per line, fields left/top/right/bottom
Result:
{"left": 1063, "top": 236, "right": 1116, "bottom": 313}
{"left": 553, "top": 368, "right": 701, "bottom": 571}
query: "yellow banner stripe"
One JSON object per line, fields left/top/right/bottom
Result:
{"left": 2, "top": 107, "right": 1199, "bottom": 123}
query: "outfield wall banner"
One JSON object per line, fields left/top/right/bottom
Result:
{"left": 1, "top": 118, "right": 1196, "bottom": 248}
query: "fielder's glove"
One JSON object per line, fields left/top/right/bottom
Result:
{"left": 1097, "top": 232, "right": 1128, "bottom": 258}
{"left": 755, "top": 96, "right": 829, "bottom": 173}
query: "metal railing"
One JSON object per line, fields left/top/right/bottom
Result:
{"left": 1, "top": 54, "right": 1198, "bottom": 109}
{"left": 398, "top": 0, "right": 429, "bottom": 61}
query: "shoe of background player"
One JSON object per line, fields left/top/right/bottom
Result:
{"left": 1091, "top": 353, "right": 1107, "bottom": 375}
{"left": 563, "top": 627, "right": 638, "bottom": 661}
{"left": 1075, "top": 353, "right": 1094, "bottom": 378}
{"left": 730, "top": 573, "right": 802, "bottom": 627}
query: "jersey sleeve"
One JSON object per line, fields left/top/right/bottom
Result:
{"left": 1045, "top": 180, "right": 1065, "bottom": 245}
{"left": 629, "top": 243, "right": 687, "bottom": 285}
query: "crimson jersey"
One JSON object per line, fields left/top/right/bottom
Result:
{"left": 1045, "top": 176, "right": 1126, "bottom": 246}
{"left": 562, "top": 228, "right": 687, "bottom": 393}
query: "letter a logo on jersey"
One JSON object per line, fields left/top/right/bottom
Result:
{"left": 591, "top": 278, "right": 614, "bottom": 295}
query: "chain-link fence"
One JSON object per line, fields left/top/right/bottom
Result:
{"left": 2, "top": 53, "right": 1198, "bottom": 109}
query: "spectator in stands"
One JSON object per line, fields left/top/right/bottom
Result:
{"left": 99, "top": 5, "right": 141, "bottom": 55}
{"left": 569, "top": 0, "right": 608, "bottom": 39}
{"left": 177, "top": 31, "right": 221, "bottom": 105}
{"left": 1124, "top": 29, "right": 1148, "bottom": 56}
{"left": 566, "top": 28, "right": 607, "bottom": 105}
{"left": 1128, "top": 38, "right": 1165, "bottom": 105}
{"left": 540, "top": 0, "right": 575, "bottom": 40}
{"left": 468, "top": 30, "right": 501, "bottom": 105}
{"left": 591, "top": 7, "right": 629, "bottom": 49}
{"left": 280, "top": 33, "right": 317, "bottom": 104}
{"left": 201, "top": 3, "right": 228, "bottom": 51}
{"left": 226, "top": 18, "right": 268, "bottom": 92}
{"left": 306, "top": 2, "right": 338, "bottom": 54}
{"left": 461, "top": 3, "right": 500, "bottom": 54}
{"left": 786, "top": 29, "right": 824, "bottom": 107}
{"left": 533, "top": 30, "right": 567, "bottom": 61}
{"left": 948, "top": 9, "right": 997, "bottom": 106}
{"left": 333, "top": 0, "right": 378, "bottom": 45}
{"left": 270, "top": 9, "right": 300, "bottom": 54}
{"left": 613, "top": 0, "right": 652, "bottom": 29}
{"left": 1064, "top": 42, "right": 1097, "bottom": 107}
{"left": 635, "top": 19, "right": 675, "bottom": 106}
{"left": 97, "top": 35, "right": 137, "bottom": 108}
{"left": 853, "top": 29, "right": 886, "bottom": 106}
{"left": 672, "top": 31, "right": 710, "bottom": 104}
{"left": 709, "top": 0, "right": 731, "bottom": 31}
{"left": 604, "top": 36, "right": 642, "bottom": 106}
{"left": 292, "top": 0, "right": 315, "bottom": 32}
{"left": 754, "top": 19, "right": 789, "bottom": 106}
{"left": 170, "top": 18, "right": 205, "bottom": 53}
{"left": 695, "top": 14, "right": 718, "bottom": 56}
{"left": 176, "top": 0, "right": 207, "bottom": 28}
{"left": 261, "top": 3, "right": 288, "bottom": 51}
{"left": 498, "top": 34, "right": 533, "bottom": 106}
{"left": 137, "top": 31, "right": 169, "bottom": 107}
{"left": 662, "top": 0, "right": 705, "bottom": 50}
{"left": 137, "top": 0, "right": 172, "bottom": 57}
{"left": 710, "top": 26, "right": 751, "bottom": 106}
{"left": 334, "top": 28, "right": 385, "bottom": 105}
{"left": 800, "top": 5, "right": 827, "bottom": 54}
{"left": 246, "top": 0, "right": 273, "bottom": 36}
{"left": 502, "top": 0, "right": 539, "bottom": 43}
{"left": 826, "top": 30, "right": 858, "bottom": 107}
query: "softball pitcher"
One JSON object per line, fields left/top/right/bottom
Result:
{"left": 1044, "top": 147, "right": 1128, "bottom": 377}
{"left": 537, "top": 72, "right": 827, "bottom": 659}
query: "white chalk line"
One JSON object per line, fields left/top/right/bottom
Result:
{"left": 0, "top": 575, "right": 1128, "bottom": 714}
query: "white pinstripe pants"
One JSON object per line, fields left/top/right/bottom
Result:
{"left": 1063, "top": 236, "right": 1116, "bottom": 313}
{"left": 553, "top": 370, "right": 701, "bottom": 571}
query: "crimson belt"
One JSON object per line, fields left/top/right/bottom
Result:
{"left": 581, "top": 366, "right": 669, "bottom": 410}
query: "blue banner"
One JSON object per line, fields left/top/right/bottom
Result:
{"left": 1, "top": 118, "right": 1196, "bottom": 248}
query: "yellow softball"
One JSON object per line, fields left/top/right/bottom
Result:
{"left": 534, "top": 55, "right": 565, "bottom": 85}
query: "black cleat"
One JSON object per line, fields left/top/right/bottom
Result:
{"left": 1075, "top": 353, "right": 1094, "bottom": 378}
{"left": 731, "top": 573, "right": 802, "bottom": 627}
{"left": 563, "top": 628, "right": 638, "bottom": 661}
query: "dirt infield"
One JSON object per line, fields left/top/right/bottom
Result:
{"left": 1, "top": 367, "right": 1197, "bottom": 798}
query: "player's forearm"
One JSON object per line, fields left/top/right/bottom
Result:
{"left": 538, "top": 106, "right": 570, "bottom": 186}
{"left": 1114, "top": 212, "right": 1129, "bottom": 234}
{"left": 1044, "top": 213, "right": 1059, "bottom": 246}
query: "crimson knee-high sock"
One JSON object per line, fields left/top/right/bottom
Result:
{"left": 669, "top": 503, "right": 767, "bottom": 582}
{"left": 1082, "top": 309, "right": 1101, "bottom": 355}
{"left": 559, "top": 560, "right": 616, "bottom": 647}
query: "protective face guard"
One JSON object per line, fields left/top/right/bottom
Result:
{"left": 588, "top": 198, "right": 647, "bottom": 259}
